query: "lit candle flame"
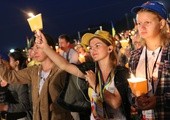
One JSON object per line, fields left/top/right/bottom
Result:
{"left": 131, "top": 73, "right": 135, "bottom": 79}
{"left": 28, "top": 12, "right": 35, "bottom": 18}
{"left": 128, "top": 75, "right": 148, "bottom": 96}
{"left": 79, "top": 54, "right": 85, "bottom": 63}
{"left": 55, "top": 45, "right": 59, "bottom": 53}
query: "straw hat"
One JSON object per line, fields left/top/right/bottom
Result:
{"left": 81, "top": 30, "right": 113, "bottom": 46}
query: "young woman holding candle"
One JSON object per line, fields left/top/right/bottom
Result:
{"left": 129, "top": 1, "right": 170, "bottom": 120}
{"left": 35, "top": 30, "right": 131, "bottom": 120}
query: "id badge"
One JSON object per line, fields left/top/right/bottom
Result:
{"left": 143, "top": 110, "right": 155, "bottom": 119}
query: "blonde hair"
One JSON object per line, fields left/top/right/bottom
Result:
{"left": 160, "top": 21, "right": 170, "bottom": 46}
{"left": 137, "top": 9, "right": 170, "bottom": 46}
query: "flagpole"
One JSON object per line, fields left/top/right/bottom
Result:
{"left": 77, "top": 31, "right": 81, "bottom": 40}
{"left": 111, "top": 21, "right": 116, "bottom": 37}
{"left": 26, "top": 36, "right": 30, "bottom": 49}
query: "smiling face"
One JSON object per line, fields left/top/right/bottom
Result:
{"left": 136, "top": 11, "right": 162, "bottom": 40}
{"left": 88, "top": 38, "right": 110, "bottom": 62}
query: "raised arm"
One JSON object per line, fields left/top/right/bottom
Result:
{"left": 35, "top": 30, "right": 85, "bottom": 78}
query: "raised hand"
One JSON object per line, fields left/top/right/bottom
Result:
{"left": 34, "top": 30, "right": 49, "bottom": 50}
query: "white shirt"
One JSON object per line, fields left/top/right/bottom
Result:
{"left": 136, "top": 46, "right": 162, "bottom": 119}
{"left": 62, "top": 48, "right": 79, "bottom": 63}
{"left": 136, "top": 46, "right": 162, "bottom": 93}
{"left": 39, "top": 70, "right": 50, "bottom": 94}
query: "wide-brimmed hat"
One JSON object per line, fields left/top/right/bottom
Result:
{"left": 131, "top": 1, "right": 168, "bottom": 20}
{"left": 81, "top": 30, "right": 113, "bottom": 46}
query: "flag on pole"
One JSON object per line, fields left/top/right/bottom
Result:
{"left": 77, "top": 31, "right": 81, "bottom": 40}
{"left": 111, "top": 21, "right": 116, "bottom": 37}
{"left": 26, "top": 36, "right": 30, "bottom": 49}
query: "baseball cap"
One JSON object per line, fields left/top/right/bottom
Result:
{"left": 81, "top": 30, "right": 113, "bottom": 46}
{"left": 131, "top": 1, "right": 168, "bottom": 20}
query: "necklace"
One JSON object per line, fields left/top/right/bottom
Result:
{"left": 39, "top": 70, "right": 51, "bottom": 94}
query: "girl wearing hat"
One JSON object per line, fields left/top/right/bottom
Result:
{"left": 130, "top": 1, "right": 170, "bottom": 120}
{"left": 35, "top": 30, "right": 131, "bottom": 120}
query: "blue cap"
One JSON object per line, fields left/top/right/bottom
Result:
{"left": 131, "top": 1, "right": 168, "bottom": 20}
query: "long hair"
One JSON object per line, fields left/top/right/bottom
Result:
{"left": 8, "top": 51, "right": 27, "bottom": 70}
{"left": 137, "top": 9, "right": 170, "bottom": 46}
{"left": 97, "top": 37, "right": 118, "bottom": 68}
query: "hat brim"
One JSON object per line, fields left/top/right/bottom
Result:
{"left": 131, "top": 6, "right": 167, "bottom": 20}
{"left": 81, "top": 33, "right": 113, "bottom": 46}
{"left": 81, "top": 33, "right": 97, "bottom": 46}
{"left": 131, "top": 6, "right": 143, "bottom": 14}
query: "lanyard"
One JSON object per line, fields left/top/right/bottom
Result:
{"left": 98, "top": 68, "right": 114, "bottom": 118}
{"left": 98, "top": 68, "right": 114, "bottom": 100}
{"left": 145, "top": 46, "right": 162, "bottom": 94}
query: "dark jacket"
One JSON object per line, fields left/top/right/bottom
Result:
{"left": 0, "top": 83, "right": 30, "bottom": 120}
{"left": 77, "top": 62, "right": 131, "bottom": 119}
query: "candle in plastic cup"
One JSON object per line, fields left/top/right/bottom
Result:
{"left": 27, "top": 13, "right": 43, "bottom": 32}
{"left": 120, "top": 39, "right": 129, "bottom": 48}
{"left": 79, "top": 54, "right": 85, "bottom": 63}
{"left": 128, "top": 77, "right": 148, "bottom": 97}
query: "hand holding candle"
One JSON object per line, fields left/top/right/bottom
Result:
{"left": 128, "top": 74, "right": 148, "bottom": 97}
{"left": 120, "top": 39, "right": 129, "bottom": 48}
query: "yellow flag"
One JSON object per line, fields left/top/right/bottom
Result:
{"left": 111, "top": 21, "right": 116, "bottom": 37}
